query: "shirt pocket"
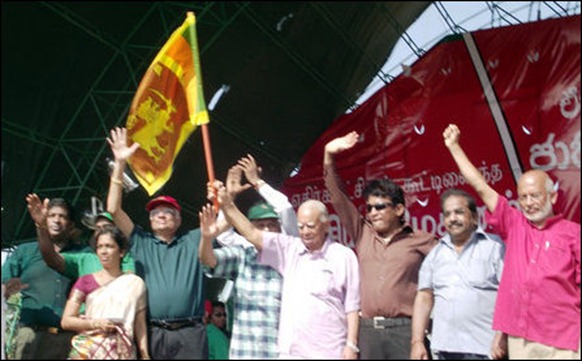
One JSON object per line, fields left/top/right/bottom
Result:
{"left": 465, "top": 260, "right": 497, "bottom": 289}
{"left": 538, "top": 240, "right": 570, "bottom": 275}
{"left": 308, "top": 268, "right": 335, "bottom": 298}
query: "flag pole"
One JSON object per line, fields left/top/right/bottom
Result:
{"left": 201, "top": 123, "right": 218, "bottom": 210}
{"left": 186, "top": 11, "right": 218, "bottom": 210}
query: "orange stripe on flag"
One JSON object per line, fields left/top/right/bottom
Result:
{"left": 126, "top": 12, "right": 208, "bottom": 196}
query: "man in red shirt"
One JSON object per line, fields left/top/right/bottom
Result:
{"left": 443, "top": 123, "right": 580, "bottom": 359}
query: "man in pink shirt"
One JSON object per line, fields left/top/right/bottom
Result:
{"left": 207, "top": 180, "right": 361, "bottom": 359}
{"left": 444, "top": 124, "right": 580, "bottom": 359}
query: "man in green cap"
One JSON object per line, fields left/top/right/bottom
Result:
{"left": 199, "top": 159, "right": 297, "bottom": 359}
{"left": 246, "top": 202, "right": 281, "bottom": 232}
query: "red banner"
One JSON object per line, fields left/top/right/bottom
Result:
{"left": 282, "top": 15, "right": 580, "bottom": 247}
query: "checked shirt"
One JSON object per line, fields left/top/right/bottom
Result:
{"left": 208, "top": 245, "right": 283, "bottom": 359}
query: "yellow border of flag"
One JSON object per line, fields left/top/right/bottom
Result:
{"left": 126, "top": 12, "right": 209, "bottom": 196}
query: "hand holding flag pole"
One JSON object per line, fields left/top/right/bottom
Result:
{"left": 201, "top": 121, "right": 218, "bottom": 211}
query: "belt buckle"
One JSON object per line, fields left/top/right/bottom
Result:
{"left": 164, "top": 321, "right": 176, "bottom": 330}
{"left": 373, "top": 316, "right": 385, "bottom": 329}
{"left": 47, "top": 327, "right": 59, "bottom": 335}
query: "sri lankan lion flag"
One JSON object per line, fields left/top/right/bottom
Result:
{"left": 126, "top": 12, "right": 209, "bottom": 196}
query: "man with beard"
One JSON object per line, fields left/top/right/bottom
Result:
{"left": 411, "top": 188, "right": 506, "bottom": 360}
{"left": 443, "top": 123, "right": 580, "bottom": 359}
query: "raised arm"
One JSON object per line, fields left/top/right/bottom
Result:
{"left": 443, "top": 124, "right": 499, "bottom": 212}
{"left": 227, "top": 162, "right": 253, "bottom": 198}
{"left": 239, "top": 154, "right": 298, "bottom": 236}
{"left": 214, "top": 165, "right": 252, "bottom": 247}
{"left": 106, "top": 127, "right": 139, "bottom": 238}
{"left": 211, "top": 180, "right": 264, "bottom": 251}
{"left": 323, "top": 131, "right": 359, "bottom": 166}
{"left": 199, "top": 204, "right": 218, "bottom": 268}
{"left": 26, "top": 193, "right": 65, "bottom": 273}
{"left": 323, "top": 131, "right": 364, "bottom": 243}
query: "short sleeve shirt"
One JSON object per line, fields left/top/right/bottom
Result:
{"left": 129, "top": 226, "right": 205, "bottom": 320}
{"left": 486, "top": 196, "right": 580, "bottom": 351}
{"left": 258, "top": 233, "right": 360, "bottom": 358}
{"left": 2, "top": 241, "right": 85, "bottom": 326}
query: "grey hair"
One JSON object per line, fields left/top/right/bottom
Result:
{"left": 300, "top": 199, "right": 329, "bottom": 222}
{"left": 545, "top": 177, "right": 555, "bottom": 193}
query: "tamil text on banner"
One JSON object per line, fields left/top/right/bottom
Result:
{"left": 282, "top": 15, "right": 580, "bottom": 248}
{"left": 126, "top": 12, "right": 208, "bottom": 196}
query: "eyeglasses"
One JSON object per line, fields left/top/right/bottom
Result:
{"left": 150, "top": 207, "right": 178, "bottom": 217}
{"left": 297, "top": 222, "right": 318, "bottom": 230}
{"left": 212, "top": 313, "right": 226, "bottom": 317}
{"left": 366, "top": 202, "right": 393, "bottom": 212}
{"left": 518, "top": 193, "right": 544, "bottom": 202}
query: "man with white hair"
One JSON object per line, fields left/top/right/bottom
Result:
{"left": 205, "top": 180, "right": 360, "bottom": 359}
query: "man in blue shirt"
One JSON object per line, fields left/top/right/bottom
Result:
{"left": 410, "top": 188, "right": 507, "bottom": 360}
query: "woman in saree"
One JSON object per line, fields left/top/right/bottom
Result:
{"left": 61, "top": 225, "right": 150, "bottom": 359}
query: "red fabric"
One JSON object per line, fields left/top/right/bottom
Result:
{"left": 282, "top": 15, "right": 580, "bottom": 246}
{"left": 145, "top": 195, "right": 182, "bottom": 212}
{"left": 205, "top": 299, "right": 213, "bottom": 315}
{"left": 486, "top": 196, "right": 580, "bottom": 351}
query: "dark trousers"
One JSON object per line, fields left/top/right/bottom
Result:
{"left": 14, "top": 326, "right": 74, "bottom": 359}
{"left": 149, "top": 322, "right": 208, "bottom": 360}
{"left": 359, "top": 322, "right": 417, "bottom": 359}
{"left": 437, "top": 351, "right": 489, "bottom": 360}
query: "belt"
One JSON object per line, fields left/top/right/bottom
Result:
{"left": 361, "top": 316, "right": 411, "bottom": 329}
{"left": 149, "top": 317, "right": 202, "bottom": 331}
{"left": 28, "top": 325, "right": 63, "bottom": 335}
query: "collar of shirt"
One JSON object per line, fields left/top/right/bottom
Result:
{"left": 373, "top": 224, "right": 414, "bottom": 243}
{"left": 528, "top": 212, "right": 565, "bottom": 229}
{"left": 149, "top": 230, "right": 181, "bottom": 246}
{"left": 440, "top": 226, "right": 489, "bottom": 250}
{"left": 298, "top": 237, "right": 332, "bottom": 258}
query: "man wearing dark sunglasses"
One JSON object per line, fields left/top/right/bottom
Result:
{"left": 324, "top": 131, "right": 438, "bottom": 360}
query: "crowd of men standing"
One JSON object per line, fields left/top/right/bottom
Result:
{"left": 1, "top": 124, "right": 579, "bottom": 360}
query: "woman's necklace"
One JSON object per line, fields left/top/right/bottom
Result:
{"left": 96, "top": 269, "right": 123, "bottom": 285}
